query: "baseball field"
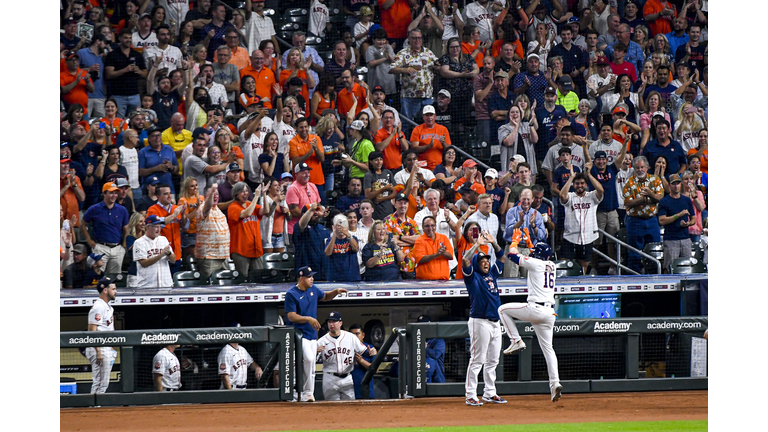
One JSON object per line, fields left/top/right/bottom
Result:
{"left": 60, "top": 390, "right": 707, "bottom": 431}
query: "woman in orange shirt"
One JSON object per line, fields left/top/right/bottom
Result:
{"left": 280, "top": 48, "right": 316, "bottom": 110}
{"left": 178, "top": 177, "right": 205, "bottom": 258}
{"left": 259, "top": 40, "right": 282, "bottom": 77}
{"left": 461, "top": 25, "right": 487, "bottom": 69}
{"left": 454, "top": 218, "right": 490, "bottom": 281}
{"left": 99, "top": 99, "right": 129, "bottom": 142}
{"left": 238, "top": 75, "right": 259, "bottom": 112}
{"left": 310, "top": 74, "right": 337, "bottom": 126}
{"left": 215, "top": 129, "right": 245, "bottom": 182}
{"left": 228, "top": 182, "right": 271, "bottom": 276}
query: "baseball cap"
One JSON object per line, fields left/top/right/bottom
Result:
{"left": 459, "top": 182, "right": 484, "bottom": 195}
{"left": 526, "top": 53, "right": 539, "bottom": 62}
{"left": 438, "top": 89, "right": 451, "bottom": 98}
{"left": 568, "top": 16, "right": 580, "bottom": 23}
{"left": 545, "top": 86, "right": 557, "bottom": 95}
{"left": 139, "top": 12, "right": 151, "bottom": 19}
{"left": 281, "top": 172, "right": 294, "bottom": 180}
{"left": 115, "top": 177, "right": 130, "bottom": 188}
{"left": 127, "top": 110, "right": 144, "bottom": 121}
{"left": 348, "top": 120, "right": 365, "bottom": 130}
{"left": 87, "top": 253, "right": 105, "bottom": 267}
{"left": 247, "top": 95, "right": 263, "bottom": 106}
{"left": 60, "top": 154, "right": 71, "bottom": 163}
{"left": 72, "top": 244, "right": 87, "bottom": 255}
{"left": 95, "top": 276, "right": 114, "bottom": 291}
{"left": 145, "top": 215, "right": 164, "bottom": 225}
{"left": 558, "top": 146, "right": 572, "bottom": 156}
{"left": 192, "top": 126, "right": 213, "bottom": 139}
{"left": 372, "top": 85, "right": 385, "bottom": 94}
{"left": 226, "top": 162, "right": 242, "bottom": 173}
{"left": 294, "top": 162, "right": 313, "bottom": 173}
{"left": 558, "top": 75, "right": 574, "bottom": 91}
{"left": 668, "top": 173, "right": 683, "bottom": 184}
{"left": 484, "top": 168, "right": 499, "bottom": 179}
{"left": 327, "top": 311, "right": 343, "bottom": 321}
{"left": 288, "top": 76, "right": 304, "bottom": 87}
{"left": 417, "top": 315, "right": 431, "bottom": 323}
{"left": 494, "top": 70, "right": 509, "bottom": 79}
{"left": 476, "top": 252, "right": 491, "bottom": 262}
{"left": 66, "top": 51, "right": 80, "bottom": 61}
{"left": 652, "top": 111, "right": 666, "bottom": 118}
{"left": 360, "top": 6, "right": 373, "bottom": 16}
{"left": 462, "top": 159, "right": 478, "bottom": 169}
{"left": 321, "top": 108, "right": 340, "bottom": 121}
{"left": 596, "top": 55, "right": 610, "bottom": 65}
{"left": 146, "top": 125, "right": 161, "bottom": 136}
{"left": 594, "top": 151, "right": 608, "bottom": 159}
{"left": 613, "top": 106, "right": 628, "bottom": 115}
{"left": 297, "top": 266, "right": 317, "bottom": 278}
{"left": 395, "top": 192, "right": 409, "bottom": 201}
{"left": 512, "top": 154, "right": 526, "bottom": 164}
{"left": 422, "top": 105, "right": 436, "bottom": 115}
{"left": 146, "top": 175, "right": 161, "bottom": 186}
{"left": 102, "top": 182, "right": 120, "bottom": 192}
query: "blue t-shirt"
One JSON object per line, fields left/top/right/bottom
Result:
{"left": 75, "top": 142, "right": 106, "bottom": 208}
{"left": 534, "top": 106, "right": 567, "bottom": 160}
{"left": 590, "top": 164, "right": 619, "bottom": 212}
{"left": 642, "top": 139, "right": 687, "bottom": 178}
{"left": 462, "top": 253, "right": 503, "bottom": 320}
{"left": 138, "top": 144, "right": 178, "bottom": 194}
{"left": 325, "top": 236, "right": 362, "bottom": 282}
{"left": 284, "top": 284, "right": 325, "bottom": 340}
{"left": 361, "top": 241, "right": 402, "bottom": 282}
{"left": 293, "top": 222, "right": 331, "bottom": 280}
{"left": 336, "top": 194, "right": 363, "bottom": 217}
{"left": 553, "top": 165, "right": 581, "bottom": 192}
{"left": 83, "top": 201, "right": 130, "bottom": 244}
{"left": 77, "top": 47, "right": 106, "bottom": 100}
{"left": 658, "top": 195, "right": 695, "bottom": 240}
{"left": 486, "top": 186, "right": 504, "bottom": 215}
{"left": 258, "top": 152, "right": 287, "bottom": 179}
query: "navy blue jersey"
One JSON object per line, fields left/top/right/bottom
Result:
{"left": 553, "top": 165, "right": 581, "bottom": 191}
{"left": 590, "top": 164, "right": 619, "bottom": 212}
{"left": 284, "top": 285, "right": 325, "bottom": 340}
{"left": 462, "top": 254, "right": 502, "bottom": 320}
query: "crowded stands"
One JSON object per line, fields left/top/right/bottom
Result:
{"left": 59, "top": 0, "right": 708, "bottom": 288}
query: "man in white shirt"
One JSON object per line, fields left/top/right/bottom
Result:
{"left": 466, "top": 193, "right": 499, "bottom": 240}
{"left": 394, "top": 150, "right": 435, "bottom": 185}
{"left": 463, "top": 0, "right": 496, "bottom": 44}
{"left": 152, "top": 344, "right": 182, "bottom": 391}
{"left": 120, "top": 128, "right": 142, "bottom": 199}
{"left": 132, "top": 13, "right": 158, "bottom": 53}
{"left": 158, "top": 0, "right": 190, "bottom": 35}
{"left": 133, "top": 214, "right": 176, "bottom": 288}
{"left": 245, "top": 0, "right": 279, "bottom": 55}
{"left": 559, "top": 164, "right": 604, "bottom": 275}
{"left": 143, "top": 24, "right": 183, "bottom": 72}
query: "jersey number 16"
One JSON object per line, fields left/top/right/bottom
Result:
{"left": 543, "top": 271, "right": 554, "bottom": 289}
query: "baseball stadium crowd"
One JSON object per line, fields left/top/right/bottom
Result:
{"left": 59, "top": 0, "right": 708, "bottom": 289}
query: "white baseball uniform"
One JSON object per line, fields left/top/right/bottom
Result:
{"left": 152, "top": 347, "right": 181, "bottom": 391}
{"left": 86, "top": 298, "right": 117, "bottom": 394}
{"left": 562, "top": 190, "right": 602, "bottom": 245}
{"left": 498, "top": 255, "right": 561, "bottom": 388}
{"left": 218, "top": 344, "right": 254, "bottom": 389}
{"left": 133, "top": 234, "right": 174, "bottom": 288}
{"left": 316, "top": 330, "right": 367, "bottom": 400}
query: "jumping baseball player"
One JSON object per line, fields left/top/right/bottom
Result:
{"left": 153, "top": 344, "right": 182, "bottom": 391}
{"left": 285, "top": 266, "right": 348, "bottom": 402}
{"left": 218, "top": 331, "right": 263, "bottom": 389}
{"left": 462, "top": 231, "right": 507, "bottom": 406}
{"left": 316, "top": 312, "right": 369, "bottom": 400}
{"left": 85, "top": 277, "right": 117, "bottom": 394}
{"left": 498, "top": 242, "right": 563, "bottom": 402}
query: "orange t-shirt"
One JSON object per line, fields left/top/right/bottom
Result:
{"left": 289, "top": 134, "right": 325, "bottom": 185}
{"left": 688, "top": 148, "right": 708, "bottom": 174}
{"left": 178, "top": 195, "right": 205, "bottom": 234}
{"left": 452, "top": 178, "right": 486, "bottom": 201}
{"left": 337, "top": 83, "right": 368, "bottom": 119}
{"left": 60, "top": 175, "right": 83, "bottom": 227}
{"left": 410, "top": 123, "right": 451, "bottom": 170}
{"left": 312, "top": 94, "right": 335, "bottom": 126}
{"left": 99, "top": 117, "right": 129, "bottom": 143}
{"left": 221, "top": 146, "right": 246, "bottom": 182}
{"left": 60, "top": 69, "right": 90, "bottom": 114}
{"left": 412, "top": 232, "right": 454, "bottom": 280}
{"left": 406, "top": 195, "right": 426, "bottom": 220}
{"left": 147, "top": 203, "right": 183, "bottom": 258}
{"left": 455, "top": 236, "right": 490, "bottom": 281}
{"left": 462, "top": 41, "right": 484, "bottom": 69}
{"left": 279, "top": 69, "right": 310, "bottom": 110}
{"left": 643, "top": 0, "right": 676, "bottom": 36}
{"left": 228, "top": 201, "right": 264, "bottom": 258}
{"left": 374, "top": 127, "right": 406, "bottom": 170}
{"left": 216, "top": 46, "right": 251, "bottom": 70}
{"left": 492, "top": 40, "right": 525, "bottom": 61}
{"left": 240, "top": 66, "right": 277, "bottom": 109}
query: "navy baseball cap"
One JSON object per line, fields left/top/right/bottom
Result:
{"left": 476, "top": 252, "right": 491, "bottom": 262}
{"left": 327, "top": 311, "right": 342, "bottom": 321}
{"left": 372, "top": 85, "right": 385, "bottom": 94}
{"left": 145, "top": 215, "right": 164, "bottom": 225}
{"left": 297, "top": 266, "right": 317, "bottom": 278}
{"left": 95, "top": 277, "right": 114, "bottom": 290}
{"left": 395, "top": 192, "right": 409, "bottom": 202}
{"left": 594, "top": 151, "right": 608, "bottom": 159}
{"left": 294, "top": 162, "right": 312, "bottom": 173}
{"left": 545, "top": 86, "right": 557, "bottom": 95}
{"left": 146, "top": 175, "right": 161, "bottom": 186}
{"left": 192, "top": 127, "right": 213, "bottom": 139}
{"left": 226, "top": 162, "right": 242, "bottom": 173}
{"left": 146, "top": 125, "right": 161, "bottom": 135}
{"left": 87, "top": 253, "right": 105, "bottom": 267}
{"left": 417, "top": 315, "right": 431, "bottom": 323}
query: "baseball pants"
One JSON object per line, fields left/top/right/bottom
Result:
{"left": 465, "top": 317, "right": 501, "bottom": 400}
{"left": 322, "top": 374, "right": 355, "bottom": 400}
{"left": 299, "top": 338, "right": 318, "bottom": 401}
{"left": 85, "top": 346, "right": 117, "bottom": 394}
{"left": 93, "top": 243, "right": 126, "bottom": 275}
{"left": 498, "top": 302, "right": 560, "bottom": 386}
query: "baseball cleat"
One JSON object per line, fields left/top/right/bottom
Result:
{"left": 551, "top": 383, "right": 563, "bottom": 402}
{"left": 465, "top": 397, "right": 483, "bottom": 406}
{"left": 482, "top": 395, "right": 507, "bottom": 404}
{"left": 503, "top": 339, "right": 526, "bottom": 354}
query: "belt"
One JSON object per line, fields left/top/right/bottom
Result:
{"left": 629, "top": 215, "right": 655, "bottom": 220}
{"left": 97, "top": 241, "right": 120, "bottom": 248}
{"left": 534, "top": 302, "right": 554, "bottom": 309}
{"left": 164, "top": 388, "right": 178, "bottom": 392}
{"left": 234, "top": 384, "right": 247, "bottom": 389}
{"left": 471, "top": 317, "right": 499, "bottom": 322}
{"left": 331, "top": 373, "right": 349, "bottom": 378}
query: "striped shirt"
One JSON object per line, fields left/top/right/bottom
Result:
{"left": 562, "top": 191, "right": 602, "bottom": 245}
{"left": 194, "top": 206, "right": 231, "bottom": 260}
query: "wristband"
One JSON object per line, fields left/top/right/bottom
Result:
{"left": 673, "top": 214, "right": 678, "bottom": 220}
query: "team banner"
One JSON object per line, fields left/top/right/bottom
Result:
{"left": 61, "top": 326, "right": 271, "bottom": 347}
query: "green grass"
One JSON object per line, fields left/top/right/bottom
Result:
{"left": 267, "top": 421, "right": 707, "bottom": 432}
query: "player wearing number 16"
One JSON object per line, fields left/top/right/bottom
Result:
{"left": 462, "top": 231, "right": 507, "bottom": 407}
{"left": 498, "top": 242, "right": 563, "bottom": 402}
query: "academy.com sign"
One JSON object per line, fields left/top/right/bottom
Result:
{"left": 593, "top": 322, "right": 632, "bottom": 333}
{"left": 140, "top": 333, "right": 181, "bottom": 344}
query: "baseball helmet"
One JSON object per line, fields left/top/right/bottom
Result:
{"left": 530, "top": 243, "right": 553, "bottom": 261}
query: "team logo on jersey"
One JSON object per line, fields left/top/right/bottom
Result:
{"left": 220, "top": 363, "right": 226, "bottom": 371}
{"left": 95, "top": 313, "right": 101, "bottom": 321}
{"left": 310, "top": 292, "right": 313, "bottom": 296}
{"left": 155, "top": 361, "right": 162, "bottom": 370}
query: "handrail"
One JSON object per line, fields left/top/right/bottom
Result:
{"left": 593, "top": 228, "right": 662, "bottom": 275}
{"left": 362, "top": 327, "right": 405, "bottom": 399}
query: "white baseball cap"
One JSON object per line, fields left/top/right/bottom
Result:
{"left": 422, "top": 105, "right": 436, "bottom": 115}
{"left": 438, "top": 89, "right": 451, "bottom": 98}
{"left": 348, "top": 120, "right": 365, "bottom": 130}
{"left": 484, "top": 168, "right": 499, "bottom": 179}
{"left": 512, "top": 154, "right": 526, "bottom": 164}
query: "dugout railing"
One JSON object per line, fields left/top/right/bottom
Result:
{"left": 60, "top": 326, "right": 296, "bottom": 408}
{"left": 405, "top": 317, "right": 707, "bottom": 399}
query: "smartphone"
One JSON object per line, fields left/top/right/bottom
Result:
{"left": 99, "top": 122, "right": 106, "bottom": 129}
{"left": 471, "top": 227, "right": 479, "bottom": 239}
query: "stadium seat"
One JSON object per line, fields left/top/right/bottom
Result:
{"left": 210, "top": 270, "right": 246, "bottom": 286}
{"left": 691, "top": 242, "right": 705, "bottom": 260}
{"left": 305, "top": 36, "right": 323, "bottom": 48}
{"left": 641, "top": 242, "right": 664, "bottom": 274}
{"left": 181, "top": 255, "right": 197, "bottom": 272}
{"left": 669, "top": 257, "right": 707, "bottom": 274}
{"left": 173, "top": 271, "right": 208, "bottom": 288}
{"left": 248, "top": 268, "right": 283, "bottom": 284}
{"left": 554, "top": 259, "right": 583, "bottom": 277}
{"left": 319, "top": 51, "right": 333, "bottom": 62}
{"left": 103, "top": 272, "right": 127, "bottom": 288}
{"left": 283, "top": 8, "right": 308, "bottom": 18}
{"left": 280, "top": 22, "right": 301, "bottom": 32}
{"left": 469, "top": 140, "right": 490, "bottom": 161}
